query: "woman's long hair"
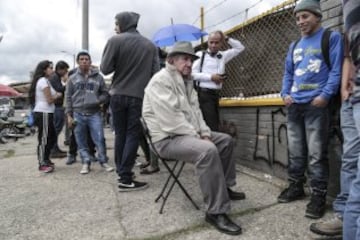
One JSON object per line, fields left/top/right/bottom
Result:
{"left": 29, "top": 60, "right": 52, "bottom": 107}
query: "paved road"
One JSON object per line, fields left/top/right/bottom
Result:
{"left": 0, "top": 128, "right": 341, "bottom": 240}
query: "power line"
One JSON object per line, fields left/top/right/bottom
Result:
{"left": 204, "top": 0, "right": 263, "bottom": 30}
{"left": 192, "top": 0, "right": 229, "bottom": 25}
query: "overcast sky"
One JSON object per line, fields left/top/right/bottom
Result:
{"left": 0, "top": 0, "right": 284, "bottom": 84}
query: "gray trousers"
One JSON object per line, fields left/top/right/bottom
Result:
{"left": 154, "top": 131, "right": 236, "bottom": 214}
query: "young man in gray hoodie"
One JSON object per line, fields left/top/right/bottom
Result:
{"left": 100, "top": 12, "right": 159, "bottom": 191}
{"left": 65, "top": 51, "right": 113, "bottom": 174}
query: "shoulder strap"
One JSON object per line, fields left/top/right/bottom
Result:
{"left": 321, "top": 28, "right": 332, "bottom": 69}
{"left": 199, "top": 51, "right": 206, "bottom": 73}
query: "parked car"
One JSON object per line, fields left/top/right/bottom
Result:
{"left": 0, "top": 97, "right": 15, "bottom": 118}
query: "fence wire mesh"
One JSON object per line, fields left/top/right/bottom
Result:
{"left": 210, "top": 1, "right": 300, "bottom": 98}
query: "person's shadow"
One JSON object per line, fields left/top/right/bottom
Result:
{"left": 312, "top": 236, "right": 342, "bottom": 240}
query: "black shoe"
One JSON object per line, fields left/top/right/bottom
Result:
{"left": 118, "top": 180, "right": 148, "bottom": 192}
{"left": 66, "top": 154, "right": 76, "bottom": 165}
{"left": 277, "top": 182, "right": 305, "bottom": 203}
{"left": 140, "top": 167, "right": 160, "bottom": 175}
{"left": 305, "top": 193, "right": 326, "bottom": 219}
{"left": 227, "top": 188, "right": 246, "bottom": 200}
{"left": 205, "top": 213, "right": 242, "bottom": 235}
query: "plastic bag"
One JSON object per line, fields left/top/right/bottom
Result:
{"left": 27, "top": 111, "right": 34, "bottom": 127}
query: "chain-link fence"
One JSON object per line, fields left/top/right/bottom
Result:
{"left": 211, "top": 0, "right": 300, "bottom": 98}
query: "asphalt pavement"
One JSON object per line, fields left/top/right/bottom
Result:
{"left": 0, "top": 127, "right": 342, "bottom": 240}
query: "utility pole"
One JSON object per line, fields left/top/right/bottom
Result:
{"left": 200, "top": 7, "right": 204, "bottom": 46}
{"left": 82, "top": 0, "right": 89, "bottom": 50}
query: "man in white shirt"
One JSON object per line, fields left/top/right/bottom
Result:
{"left": 192, "top": 31, "right": 245, "bottom": 131}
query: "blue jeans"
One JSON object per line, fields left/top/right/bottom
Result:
{"left": 287, "top": 103, "right": 329, "bottom": 193}
{"left": 73, "top": 112, "right": 107, "bottom": 164}
{"left": 343, "top": 101, "right": 360, "bottom": 240}
{"left": 110, "top": 95, "right": 142, "bottom": 183}
{"left": 53, "top": 106, "right": 65, "bottom": 150}
{"left": 333, "top": 100, "right": 360, "bottom": 218}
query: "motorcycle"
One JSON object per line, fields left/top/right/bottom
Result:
{"left": 0, "top": 114, "right": 36, "bottom": 144}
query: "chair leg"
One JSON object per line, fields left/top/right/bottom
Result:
{"left": 156, "top": 160, "right": 200, "bottom": 214}
{"left": 155, "top": 160, "right": 179, "bottom": 203}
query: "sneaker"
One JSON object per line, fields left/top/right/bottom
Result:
{"left": 118, "top": 180, "right": 148, "bottom": 192}
{"left": 135, "top": 158, "right": 143, "bottom": 167}
{"left": 305, "top": 193, "right": 326, "bottom": 219}
{"left": 101, "top": 163, "right": 114, "bottom": 172}
{"left": 66, "top": 154, "right": 76, "bottom": 165}
{"left": 80, "top": 164, "right": 90, "bottom": 174}
{"left": 310, "top": 215, "right": 342, "bottom": 236}
{"left": 39, "top": 165, "right": 54, "bottom": 173}
{"left": 277, "top": 181, "right": 305, "bottom": 203}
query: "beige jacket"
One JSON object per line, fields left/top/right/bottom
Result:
{"left": 142, "top": 63, "right": 211, "bottom": 143}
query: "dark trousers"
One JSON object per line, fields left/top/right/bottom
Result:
{"left": 34, "top": 112, "right": 56, "bottom": 166}
{"left": 139, "top": 132, "right": 151, "bottom": 162}
{"left": 110, "top": 95, "right": 142, "bottom": 183}
{"left": 52, "top": 106, "right": 65, "bottom": 151}
{"left": 198, "top": 89, "right": 220, "bottom": 131}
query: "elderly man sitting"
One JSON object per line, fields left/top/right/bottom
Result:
{"left": 142, "top": 41, "right": 245, "bottom": 235}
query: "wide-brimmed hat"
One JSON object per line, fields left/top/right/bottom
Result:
{"left": 167, "top": 41, "right": 199, "bottom": 60}
{"left": 294, "top": 0, "right": 322, "bottom": 18}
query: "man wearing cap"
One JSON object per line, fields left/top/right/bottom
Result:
{"left": 278, "top": 0, "right": 343, "bottom": 219}
{"left": 192, "top": 30, "right": 245, "bottom": 131}
{"left": 142, "top": 41, "right": 244, "bottom": 236}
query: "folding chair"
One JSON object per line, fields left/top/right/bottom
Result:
{"left": 140, "top": 117, "right": 200, "bottom": 214}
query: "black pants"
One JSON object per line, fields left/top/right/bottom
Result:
{"left": 34, "top": 112, "right": 56, "bottom": 166}
{"left": 198, "top": 89, "right": 220, "bottom": 131}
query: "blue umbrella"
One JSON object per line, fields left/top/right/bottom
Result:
{"left": 152, "top": 23, "right": 208, "bottom": 47}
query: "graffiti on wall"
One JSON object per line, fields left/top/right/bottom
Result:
{"left": 250, "top": 106, "right": 343, "bottom": 170}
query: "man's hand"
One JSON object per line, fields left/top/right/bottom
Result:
{"left": 341, "top": 86, "right": 351, "bottom": 101}
{"left": 201, "top": 136, "right": 212, "bottom": 142}
{"left": 311, "top": 96, "right": 328, "bottom": 107}
{"left": 211, "top": 74, "right": 227, "bottom": 85}
{"left": 67, "top": 115, "right": 75, "bottom": 128}
{"left": 283, "top": 95, "right": 294, "bottom": 106}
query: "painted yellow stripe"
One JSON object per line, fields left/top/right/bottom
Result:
{"left": 220, "top": 98, "right": 284, "bottom": 107}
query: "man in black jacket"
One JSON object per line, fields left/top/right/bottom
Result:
{"left": 49, "top": 60, "right": 69, "bottom": 158}
{"left": 100, "top": 11, "right": 159, "bottom": 191}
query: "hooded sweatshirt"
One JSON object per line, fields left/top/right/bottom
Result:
{"left": 65, "top": 68, "right": 109, "bottom": 116}
{"left": 100, "top": 12, "right": 160, "bottom": 99}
